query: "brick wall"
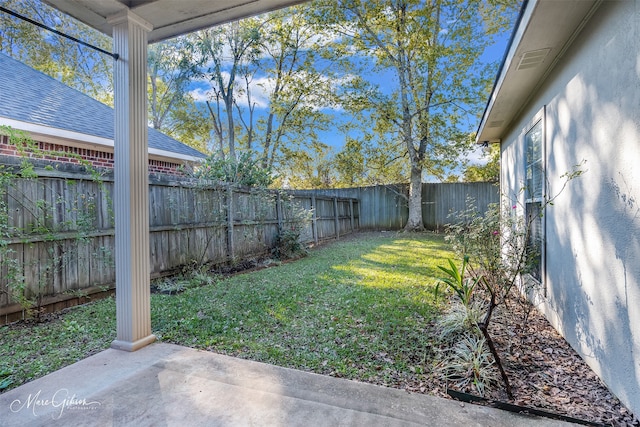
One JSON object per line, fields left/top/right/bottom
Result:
{"left": 149, "top": 159, "right": 183, "bottom": 175}
{"left": 0, "top": 134, "right": 185, "bottom": 176}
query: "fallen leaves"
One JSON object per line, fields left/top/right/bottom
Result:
{"left": 483, "top": 302, "right": 640, "bottom": 427}
{"left": 382, "top": 297, "right": 639, "bottom": 426}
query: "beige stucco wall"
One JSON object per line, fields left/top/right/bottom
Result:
{"left": 500, "top": 0, "right": 640, "bottom": 415}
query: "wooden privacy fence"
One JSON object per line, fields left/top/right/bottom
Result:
{"left": 421, "top": 182, "right": 499, "bottom": 230}
{"left": 291, "top": 182, "right": 499, "bottom": 231}
{"left": 0, "top": 172, "right": 492, "bottom": 321}
{"left": 0, "top": 172, "right": 359, "bottom": 321}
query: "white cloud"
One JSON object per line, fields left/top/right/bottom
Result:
{"left": 465, "top": 144, "right": 489, "bottom": 165}
{"left": 189, "top": 87, "right": 212, "bottom": 102}
{"left": 188, "top": 72, "right": 271, "bottom": 108}
{"left": 238, "top": 75, "right": 271, "bottom": 109}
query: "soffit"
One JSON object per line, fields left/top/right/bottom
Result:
{"left": 477, "top": 0, "right": 600, "bottom": 144}
{"left": 42, "top": 0, "right": 307, "bottom": 43}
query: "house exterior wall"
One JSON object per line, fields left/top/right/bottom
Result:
{"left": 0, "top": 134, "right": 184, "bottom": 176}
{"left": 500, "top": 1, "right": 640, "bottom": 414}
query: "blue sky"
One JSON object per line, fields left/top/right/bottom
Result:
{"left": 184, "top": 13, "right": 513, "bottom": 176}
{"left": 1, "top": 0, "right": 515, "bottom": 177}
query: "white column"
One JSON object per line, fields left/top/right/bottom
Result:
{"left": 108, "top": 10, "right": 156, "bottom": 352}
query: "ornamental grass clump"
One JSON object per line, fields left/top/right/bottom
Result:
{"left": 446, "top": 334, "right": 499, "bottom": 397}
{"left": 441, "top": 200, "right": 531, "bottom": 397}
{"left": 438, "top": 162, "right": 585, "bottom": 398}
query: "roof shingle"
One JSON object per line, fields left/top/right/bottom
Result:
{"left": 0, "top": 52, "right": 206, "bottom": 159}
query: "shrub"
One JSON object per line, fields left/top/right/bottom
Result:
{"left": 438, "top": 161, "right": 585, "bottom": 398}
{"left": 445, "top": 334, "right": 498, "bottom": 397}
{"left": 272, "top": 228, "right": 307, "bottom": 260}
{"left": 193, "top": 152, "right": 274, "bottom": 188}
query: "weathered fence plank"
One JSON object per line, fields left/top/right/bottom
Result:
{"left": 0, "top": 174, "right": 359, "bottom": 318}
{"left": 1, "top": 172, "right": 494, "bottom": 320}
{"left": 290, "top": 182, "right": 497, "bottom": 231}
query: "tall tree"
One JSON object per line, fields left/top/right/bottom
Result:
{"left": 252, "top": 7, "right": 337, "bottom": 171}
{"left": 334, "top": 137, "right": 365, "bottom": 187}
{"left": 163, "top": 100, "right": 214, "bottom": 154}
{"left": 278, "top": 141, "right": 335, "bottom": 189}
{"left": 315, "top": 0, "right": 515, "bottom": 230}
{"left": 193, "top": 20, "right": 261, "bottom": 160}
{"left": 463, "top": 143, "right": 500, "bottom": 182}
{"left": 148, "top": 37, "right": 198, "bottom": 131}
{"left": 0, "top": 0, "right": 112, "bottom": 104}
{"left": 146, "top": 37, "right": 216, "bottom": 153}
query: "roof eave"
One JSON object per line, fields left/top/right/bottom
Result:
{"left": 476, "top": 0, "right": 601, "bottom": 145}
{"left": 0, "top": 116, "right": 205, "bottom": 163}
{"left": 42, "top": 0, "right": 308, "bottom": 44}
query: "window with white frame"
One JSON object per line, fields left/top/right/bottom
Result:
{"left": 525, "top": 120, "right": 543, "bottom": 282}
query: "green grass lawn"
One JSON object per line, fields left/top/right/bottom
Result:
{"left": 0, "top": 232, "right": 453, "bottom": 393}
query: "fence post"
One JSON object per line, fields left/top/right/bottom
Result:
{"left": 226, "top": 184, "right": 234, "bottom": 261}
{"left": 349, "top": 199, "right": 354, "bottom": 233}
{"left": 311, "top": 194, "right": 318, "bottom": 244}
{"left": 333, "top": 197, "right": 340, "bottom": 239}
{"left": 276, "top": 191, "right": 283, "bottom": 232}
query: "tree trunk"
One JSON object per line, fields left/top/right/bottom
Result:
{"left": 404, "top": 165, "right": 424, "bottom": 231}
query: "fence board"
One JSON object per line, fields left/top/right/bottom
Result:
{"left": 0, "top": 173, "right": 359, "bottom": 313}
{"left": 67, "top": 240, "right": 81, "bottom": 292}
{"left": 1, "top": 170, "right": 494, "bottom": 316}
{"left": 290, "top": 182, "right": 496, "bottom": 231}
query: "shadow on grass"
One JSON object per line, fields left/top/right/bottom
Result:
{"left": 0, "top": 232, "right": 454, "bottom": 395}
{"left": 151, "top": 232, "right": 454, "bottom": 387}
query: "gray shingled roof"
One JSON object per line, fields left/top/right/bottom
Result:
{"left": 0, "top": 53, "right": 206, "bottom": 159}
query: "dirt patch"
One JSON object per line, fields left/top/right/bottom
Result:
{"left": 404, "top": 299, "right": 639, "bottom": 427}
{"left": 489, "top": 303, "right": 638, "bottom": 426}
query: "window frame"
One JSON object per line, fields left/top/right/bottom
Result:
{"left": 522, "top": 108, "right": 546, "bottom": 289}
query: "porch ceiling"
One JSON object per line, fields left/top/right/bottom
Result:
{"left": 42, "top": 0, "right": 307, "bottom": 43}
{"left": 476, "top": 0, "right": 600, "bottom": 144}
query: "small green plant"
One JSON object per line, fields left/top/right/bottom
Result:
{"left": 446, "top": 335, "right": 498, "bottom": 396}
{"left": 180, "top": 260, "right": 217, "bottom": 287}
{"left": 189, "top": 270, "right": 216, "bottom": 288}
{"left": 436, "top": 300, "right": 485, "bottom": 340}
{"left": 0, "top": 369, "right": 14, "bottom": 391}
{"left": 65, "top": 288, "right": 89, "bottom": 298}
{"left": 272, "top": 228, "right": 307, "bottom": 260}
{"left": 154, "top": 263, "right": 217, "bottom": 295}
{"left": 272, "top": 191, "right": 313, "bottom": 260}
{"left": 155, "top": 279, "right": 188, "bottom": 295}
{"left": 435, "top": 256, "right": 484, "bottom": 308}
{"left": 62, "top": 319, "right": 86, "bottom": 336}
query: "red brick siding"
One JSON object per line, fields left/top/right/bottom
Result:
{"left": 149, "top": 159, "right": 183, "bottom": 175}
{"left": 0, "top": 135, "right": 18, "bottom": 157}
{"left": 0, "top": 135, "right": 184, "bottom": 175}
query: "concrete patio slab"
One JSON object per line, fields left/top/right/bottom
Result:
{"left": 0, "top": 343, "right": 573, "bottom": 426}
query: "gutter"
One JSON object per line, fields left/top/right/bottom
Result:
{"left": 475, "top": 0, "right": 529, "bottom": 145}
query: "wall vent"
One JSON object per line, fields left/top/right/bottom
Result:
{"left": 517, "top": 48, "right": 551, "bottom": 70}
